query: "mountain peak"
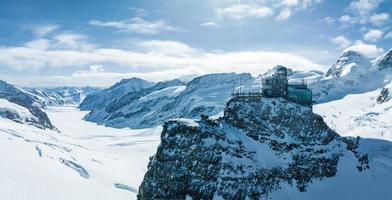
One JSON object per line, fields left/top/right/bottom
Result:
{"left": 341, "top": 50, "right": 365, "bottom": 57}
{"left": 326, "top": 50, "right": 370, "bottom": 78}
{"left": 79, "top": 77, "right": 154, "bottom": 110}
{"left": 110, "top": 77, "right": 154, "bottom": 90}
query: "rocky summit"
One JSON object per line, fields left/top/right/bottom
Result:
{"left": 137, "top": 96, "right": 392, "bottom": 200}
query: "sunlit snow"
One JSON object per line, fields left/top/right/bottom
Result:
{"left": 0, "top": 106, "right": 161, "bottom": 200}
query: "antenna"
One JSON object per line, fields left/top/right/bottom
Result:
{"left": 239, "top": 75, "right": 242, "bottom": 95}
{"left": 232, "top": 77, "right": 235, "bottom": 96}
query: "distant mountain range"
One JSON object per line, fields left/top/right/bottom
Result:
{"left": 26, "top": 87, "right": 101, "bottom": 106}
{"left": 2, "top": 49, "right": 391, "bottom": 134}
{"left": 78, "top": 49, "right": 392, "bottom": 132}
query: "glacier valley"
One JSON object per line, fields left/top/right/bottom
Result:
{"left": 0, "top": 106, "right": 161, "bottom": 200}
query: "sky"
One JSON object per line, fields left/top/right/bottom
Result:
{"left": 0, "top": 0, "right": 391, "bottom": 87}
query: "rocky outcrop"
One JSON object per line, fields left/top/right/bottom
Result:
{"left": 137, "top": 97, "right": 371, "bottom": 199}
{"left": 377, "top": 88, "right": 390, "bottom": 104}
{"left": 378, "top": 49, "right": 392, "bottom": 70}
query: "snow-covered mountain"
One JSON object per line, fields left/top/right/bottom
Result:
{"left": 310, "top": 50, "right": 392, "bottom": 141}
{"left": 0, "top": 80, "right": 57, "bottom": 130}
{"left": 79, "top": 77, "right": 154, "bottom": 111}
{"left": 26, "top": 87, "right": 101, "bottom": 106}
{"left": 83, "top": 73, "right": 255, "bottom": 129}
{"left": 0, "top": 80, "right": 43, "bottom": 107}
{"left": 138, "top": 96, "right": 392, "bottom": 199}
{"left": 77, "top": 49, "right": 392, "bottom": 131}
{"left": 325, "top": 51, "right": 371, "bottom": 78}
{"left": 309, "top": 50, "right": 392, "bottom": 103}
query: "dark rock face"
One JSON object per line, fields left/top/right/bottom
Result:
{"left": 377, "top": 88, "right": 390, "bottom": 104}
{"left": 378, "top": 50, "right": 392, "bottom": 70}
{"left": 137, "top": 97, "right": 369, "bottom": 200}
{"left": 138, "top": 120, "right": 224, "bottom": 199}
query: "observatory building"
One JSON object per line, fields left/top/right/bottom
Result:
{"left": 262, "top": 66, "right": 313, "bottom": 106}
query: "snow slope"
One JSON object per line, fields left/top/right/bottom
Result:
{"left": 312, "top": 49, "right": 392, "bottom": 141}
{"left": 0, "top": 98, "right": 38, "bottom": 122}
{"left": 0, "top": 80, "right": 57, "bottom": 130}
{"left": 0, "top": 80, "right": 43, "bottom": 108}
{"left": 0, "top": 106, "right": 161, "bottom": 200}
{"left": 314, "top": 83, "right": 392, "bottom": 141}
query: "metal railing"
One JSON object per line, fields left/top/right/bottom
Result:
{"left": 231, "top": 91, "right": 264, "bottom": 97}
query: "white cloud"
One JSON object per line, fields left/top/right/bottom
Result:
{"left": 344, "top": 40, "right": 384, "bottom": 58}
{"left": 276, "top": 0, "right": 323, "bottom": 20}
{"left": 216, "top": 4, "right": 273, "bottom": 20}
{"left": 131, "top": 7, "right": 148, "bottom": 17}
{"left": 339, "top": 0, "right": 388, "bottom": 26}
{"left": 89, "top": 17, "right": 177, "bottom": 34}
{"left": 213, "top": 0, "right": 322, "bottom": 21}
{"left": 89, "top": 65, "right": 105, "bottom": 72}
{"left": 339, "top": 15, "right": 355, "bottom": 23}
{"left": 281, "top": 0, "right": 300, "bottom": 7}
{"left": 0, "top": 40, "right": 323, "bottom": 87}
{"left": 348, "top": 0, "right": 380, "bottom": 15}
{"left": 363, "top": 29, "right": 384, "bottom": 42}
{"left": 324, "top": 17, "right": 335, "bottom": 24}
{"left": 136, "top": 40, "right": 199, "bottom": 57}
{"left": 201, "top": 21, "right": 218, "bottom": 27}
{"left": 331, "top": 36, "right": 352, "bottom": 48}
{"left": 278, "top": 0, "right": 323, "bottom": 9}
{"left": 22, "top": 33, "right": 95, "bottom": 52}
{"left": 25, "top": 39, "right": 50, "bottom": 50}
{"left": 369, "top": 13, "right": 389, "bottom": 25}
{"left": 31, "top": 25, "right": 59, "bottom": 37}
{"left": 276, "top": 8, "right": 292, "bottom": 20}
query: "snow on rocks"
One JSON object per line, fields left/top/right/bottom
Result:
{"left": 137, "top": 97, "right": 391, "bottom": 200}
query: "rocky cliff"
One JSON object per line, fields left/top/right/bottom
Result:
{"left": 138, "top": 97, "right": 392, "bottom": 200}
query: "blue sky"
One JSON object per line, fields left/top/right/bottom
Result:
{"left": 0, "top": 0, "right": 391, "bottom": 87}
